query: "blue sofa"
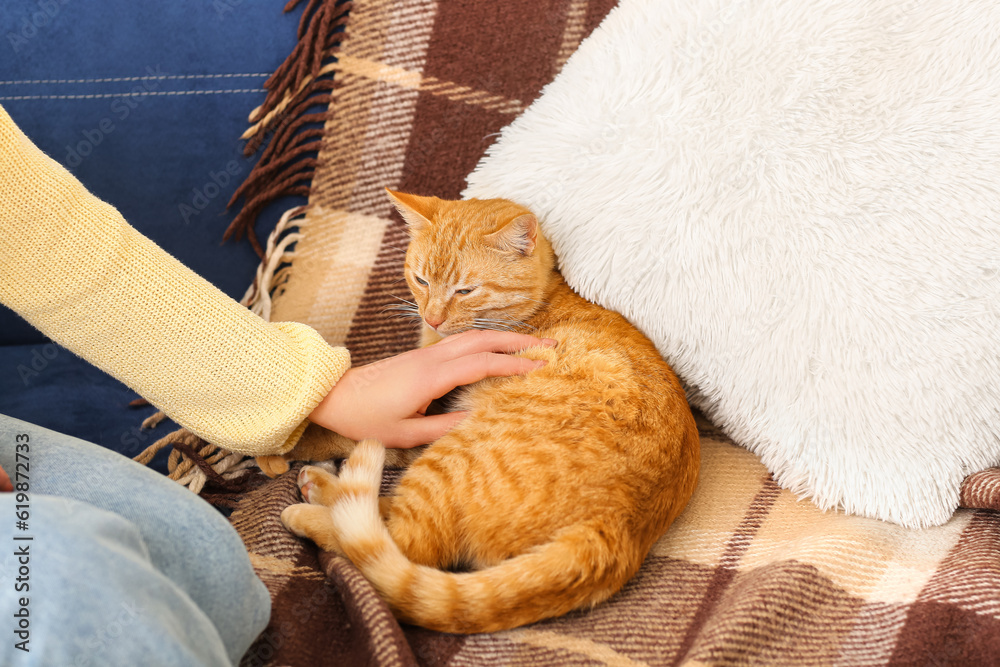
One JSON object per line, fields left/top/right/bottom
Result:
{"left": 1, "top": 1, "right": 305, "bottom": 471}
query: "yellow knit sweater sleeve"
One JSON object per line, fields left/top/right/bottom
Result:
{"left": 0, "top": 106, "right": 350, "bottom": 456}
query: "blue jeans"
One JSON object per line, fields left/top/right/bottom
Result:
{"left": 0, "top": 415, "right": 270, "bottom": 666}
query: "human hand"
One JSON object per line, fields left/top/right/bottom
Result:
{"left": 308, "top": 329, "right": 556, "bottom": 448}
{"left": 0, "top": 464, "right": 11, "bottom": 492}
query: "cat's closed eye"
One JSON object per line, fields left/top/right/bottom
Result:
{"left": 415, "top": 276, "right": 428, "bottom": 286}
{"left": 455, "top": 288, "right": 474, "bottom": 295}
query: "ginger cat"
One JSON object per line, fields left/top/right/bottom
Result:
{"left": 281, "top": 191, "right": 700, "bottom": 633}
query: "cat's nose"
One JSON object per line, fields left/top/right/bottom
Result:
{"left": 425, "top": 316, "right": 445, "bottom": 330}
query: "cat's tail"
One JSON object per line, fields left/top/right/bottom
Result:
{"left": 330, "top": 439, "right": 633, "bottom": 634}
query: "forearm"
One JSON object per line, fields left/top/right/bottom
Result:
{"left": 0, "top": 105, "right": 349, "bottom": 456}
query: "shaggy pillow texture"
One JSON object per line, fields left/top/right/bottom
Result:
{"left": 465, "top": 0, "right": 1000, "bottom": 527}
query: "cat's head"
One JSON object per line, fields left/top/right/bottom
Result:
{"left": 387, "top": 189, "right": 555, "bottom": 337}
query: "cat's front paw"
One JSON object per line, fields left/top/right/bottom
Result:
{"left": 298, "top": 465, "right": 342, "bottom": 506}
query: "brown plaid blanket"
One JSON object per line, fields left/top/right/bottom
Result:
{"left": 215, "top": 1, "right": 1000, "bottom": 664}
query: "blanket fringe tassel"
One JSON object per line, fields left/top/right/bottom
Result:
{"left": 132, "top": 430, "right": 259, "bottom": 496}
{"left": 224, "top": 0, "right": 351, "bottom": 257}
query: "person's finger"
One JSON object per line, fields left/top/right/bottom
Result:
{"left": 432, "top": 329, "right": 556, "bottom": 359}
{"left": 0, "top": 465, "right": 12, "bottom": 493}
{"left": 430, "top": 352, "right": 547, "bottom": 397}
{"left": 387, "top": 411, "right": 470, "bottom": 448}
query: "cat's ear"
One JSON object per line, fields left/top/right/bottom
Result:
{"left": 484, "top": 213, "right": 538, "bottom": 256}
{"left": 386, "top": 188, "right": 437, "bottom": 234}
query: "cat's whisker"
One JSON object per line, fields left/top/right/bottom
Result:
{"left": 382, "top": 306, "right": 423, "bottom": 324}
{"left": 472, "top": 319, "right": 525, "bottom": 333}
{"left": 383, "top": 306, "right": 421, "bottom": 315}
{"left": 384, "top": 296, "right": 421, "bottom": 316}
{"left": 476, "top": 316, "right": 538, "bottom": 332}
{"left": 385, "top": 312, "right": 424, "bottom": 324}
{"left": 471, "top": 322, "right": 511, "bottom": 333}
{"left": 475, "top": 318, "right": 517, "bottom": 327}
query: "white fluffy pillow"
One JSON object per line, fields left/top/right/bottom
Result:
{"left": 465, "top": 0, "right": 1000, "bottom": 527}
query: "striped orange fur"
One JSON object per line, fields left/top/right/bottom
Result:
{"left": 281, "top": 192, "right": 700, "bottom": 633}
